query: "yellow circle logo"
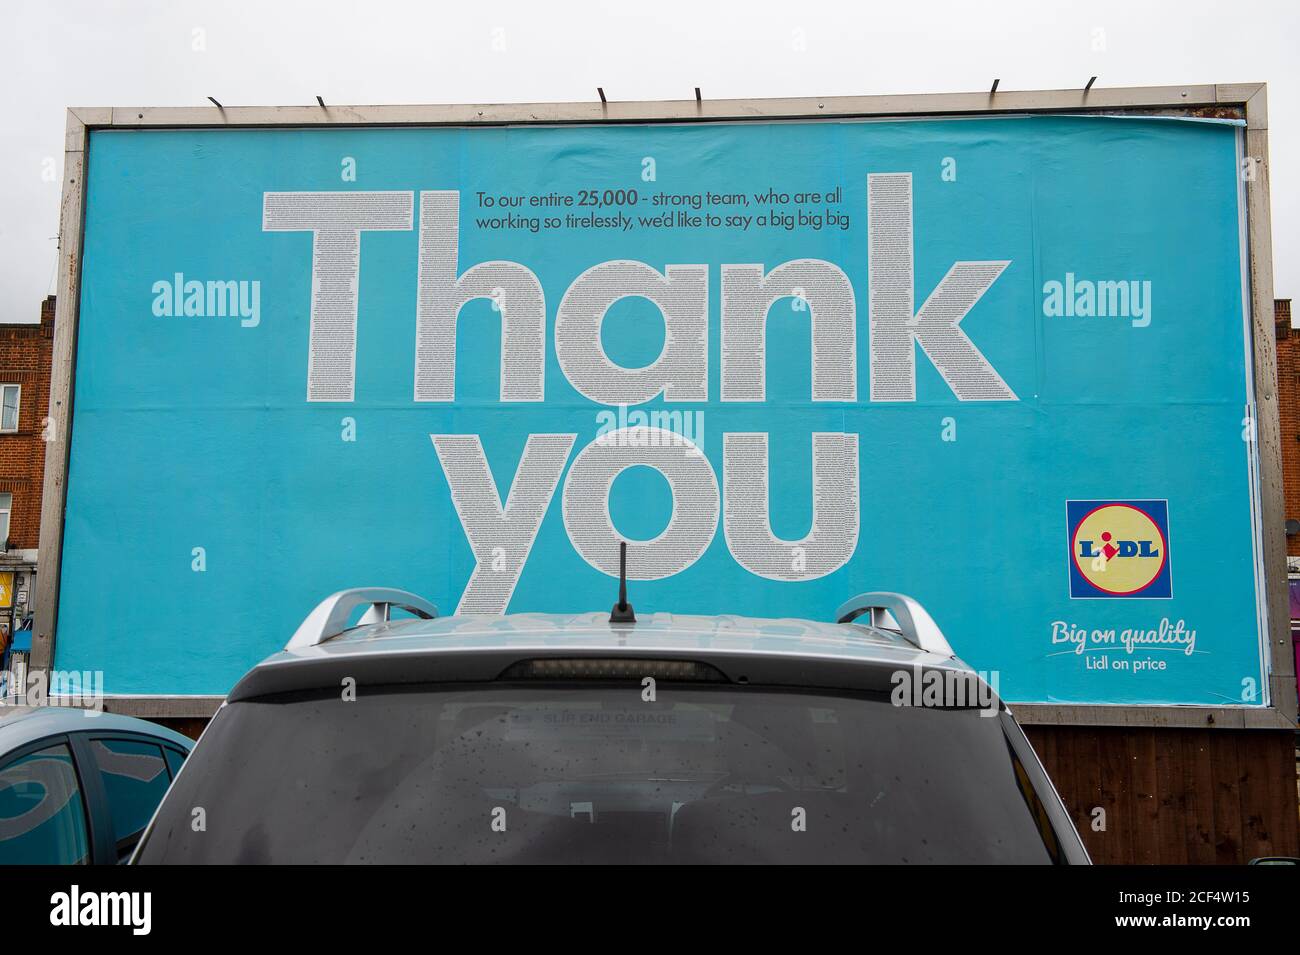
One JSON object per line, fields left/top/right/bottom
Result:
{"left": 1071, "top": 503, "right": 1167, "bottom": 595}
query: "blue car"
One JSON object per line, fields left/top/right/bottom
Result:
{"left": 0, "top": 706, "right": 193, "bottom": 864}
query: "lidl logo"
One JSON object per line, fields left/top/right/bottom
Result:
{"left": 1067, "top": 500, "right": 1171, "bottom": 598}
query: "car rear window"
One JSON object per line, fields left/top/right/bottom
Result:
{"left": 135, "top": 684, "right": 1064, "bottom": 864}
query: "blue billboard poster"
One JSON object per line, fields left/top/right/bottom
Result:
{"left": 56, "top": 114, "right": 1268, "bottom": 705}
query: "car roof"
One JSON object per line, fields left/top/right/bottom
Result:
{"left": 0, "top": 705, "right": 194, "bottom": 756}
{"left": 279, "top": 611, "right": 957, "bottom": 661}
{"left": 229, "top": 611, "right": 979, "bottom": 702}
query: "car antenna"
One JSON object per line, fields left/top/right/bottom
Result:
{"left": 609, "top": 540, "right": 636, "bottom": 623}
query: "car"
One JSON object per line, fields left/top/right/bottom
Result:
{"left": 133, "top": 580, "right": 1090, "bottom": 864}
{"left": 0, "top": 706, "right": 194, "bottom": 864}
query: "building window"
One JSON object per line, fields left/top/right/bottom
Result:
{"left": 0, "top": 385, "right": 19, "bottom": 433}
{"left": 0, "top": 493, "right": 11, "bottom": 546}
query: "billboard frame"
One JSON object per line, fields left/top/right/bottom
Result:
{"left": 31, "top": 82, "right": 1295, "bottom": 729}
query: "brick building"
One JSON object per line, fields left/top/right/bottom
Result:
{"left": 1273, "top": 298, "right": 1300, "bottom": 729}
{"left": 1277, "top": 299, "right": 1300, "bottom": 559}
{"left": 0, "top": 294, "right": 54, "bottom": 642}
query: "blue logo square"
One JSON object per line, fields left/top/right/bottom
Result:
{"left": 1067, "top": 500, "right": 1172, "bottom": 599}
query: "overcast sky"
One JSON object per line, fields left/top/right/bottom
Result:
{"left": 1, "top": 0, "right": 1295, "bottom": 321}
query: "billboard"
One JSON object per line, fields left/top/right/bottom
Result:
{"left": 51, "top": 108, "right": 1271, "bottom": 706}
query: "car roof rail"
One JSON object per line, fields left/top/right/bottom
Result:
{"left": 285, "top": 588, "right": 439, "bottom": 650}
{"left": 835, "top": 592, "right": 955, "bottom": 657}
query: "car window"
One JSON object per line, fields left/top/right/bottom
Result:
{"left": 164, "top": 746, "right": 187, "bottom": 779}
{"left": 88, "top": 738, "right": 171, "bottom": 859}
{"left": 137, "top": 684, "right": 1064, "bottom": 864}
{"left": 0, "top": 742, "right": 92, "bottom": 865}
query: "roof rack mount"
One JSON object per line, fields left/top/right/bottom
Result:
{"left": 286, "top": 588, "right": 439, "bottom": 650}
{"left": 835, "top": 592, "right": 955, "bottom": 658}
